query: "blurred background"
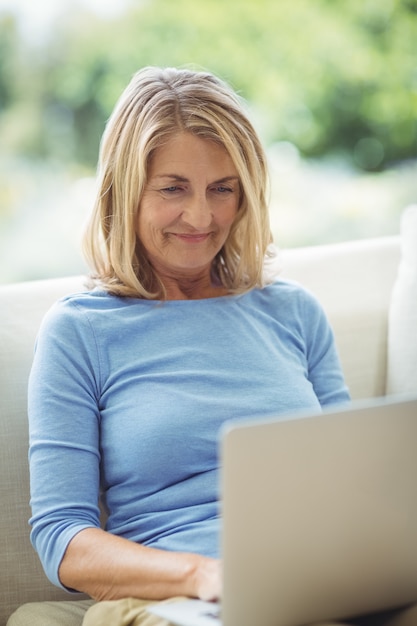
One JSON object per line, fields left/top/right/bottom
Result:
{"left": 0, "top": 0, "right": 416, "bottom": 283}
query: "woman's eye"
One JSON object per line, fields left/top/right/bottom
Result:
{"left": 214, "top": 186, "right": 233, "bottom": 194}
{"left": 162, "top": 186, "right": 180, "bottom": 193}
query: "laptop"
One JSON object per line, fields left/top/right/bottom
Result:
{"left": 148, "top": 394, "right": 417, "bottom": 626}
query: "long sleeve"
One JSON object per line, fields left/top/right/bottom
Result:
{"left": 299, "top": 286, "right": 350, "bottom": 407}
{"left": 29, "top": 299, "right": 102, "bottom": 588}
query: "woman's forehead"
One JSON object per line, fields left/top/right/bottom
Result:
{"left": 147, "top": 132, "right": 238, "bottom": 179}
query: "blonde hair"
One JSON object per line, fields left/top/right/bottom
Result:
{"left": 83, "top": 66, "right": 275, "bottom": 299}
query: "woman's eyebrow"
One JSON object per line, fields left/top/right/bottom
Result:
{"left": 212, "top": 176, "right": 240, "bottom": 184}
{"left": 152, "top": 174, "right": 189, "bottom": 182}
{"left": 151, "top": 175, "right": 240, "bottom": 184}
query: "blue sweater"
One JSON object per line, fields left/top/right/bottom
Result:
{"left": 28, "top": 280, "right": 350, "bottom": 588}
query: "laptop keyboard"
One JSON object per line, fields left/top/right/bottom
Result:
{"left": 202, "top": 605, "right": 221, "bottom": 620}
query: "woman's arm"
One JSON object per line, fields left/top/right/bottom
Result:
{"left": 59, "top": 527, "right": 221, "bottom": 602}
{"left": 30, "top": 300, "right": 220, "bottom": 602}
{"left": 300, "top": 289, "right": 351, "bottom": 406}
{"left": 29, "top": 298, "right": 222, "bottom": 603}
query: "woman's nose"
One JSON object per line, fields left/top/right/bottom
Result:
{"left": 181, "top": 193, "right": 212, "bottom": 229}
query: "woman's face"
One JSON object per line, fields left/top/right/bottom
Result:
{"left": 137, "top": 132, "right": 240, "bottom": 282}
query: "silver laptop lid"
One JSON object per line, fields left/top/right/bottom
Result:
{"left": 220, "top": 395, "right": 417, "bottom": 626}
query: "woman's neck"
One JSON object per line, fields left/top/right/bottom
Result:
{"left": 157, "top": 269, "right": 228, "bottom": 300}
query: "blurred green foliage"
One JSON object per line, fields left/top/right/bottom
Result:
{"left": 0, "top": 0, "right": 416, "bottom": 171}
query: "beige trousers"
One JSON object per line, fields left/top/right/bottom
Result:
{"left": 6, "top": 599, "right": 175, "bottom": 626}
{"left": 7, "top": 597, "right": 417, "bottom": 626}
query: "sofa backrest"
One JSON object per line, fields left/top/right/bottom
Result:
{"left": 281, "top": 235, "right": 400, "bottom": 400}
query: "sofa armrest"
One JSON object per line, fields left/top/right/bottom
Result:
{"left": 0, "top": 275, "right": 89, "bottom": 624}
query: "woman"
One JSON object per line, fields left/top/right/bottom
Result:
{"left": 11, "top": 66, "right": 410, "bottom": 626}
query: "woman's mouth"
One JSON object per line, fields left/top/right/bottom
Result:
{"left": 172, "top": 233, "right": 211, "bottom": 243}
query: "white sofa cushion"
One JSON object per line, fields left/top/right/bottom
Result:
{"left": 387, "top": 205, "right": 417, "bottom": 395}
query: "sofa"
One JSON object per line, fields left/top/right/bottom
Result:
{"left": 1, "top": 205, "right": 416, "bottom": 625}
